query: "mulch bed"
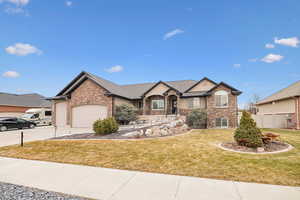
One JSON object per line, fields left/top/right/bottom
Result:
{"left": 221, "top": 141, "right": 290, "bottom": 153}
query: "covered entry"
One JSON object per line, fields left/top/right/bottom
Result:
{"left": 72, "top": 105, "right": 107, "bottom": 128}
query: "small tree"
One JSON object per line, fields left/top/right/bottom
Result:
{"left": 234, "top": 111, "right": 263, "bottom": 148}
{"left": 114, "top": 104, "right": 138, "bottom": 125}
{"left": 186, "top": 109, "right": 207, "bottom": 129}
{"left": 93, "top": 117, "right": 119, "bottom": 135}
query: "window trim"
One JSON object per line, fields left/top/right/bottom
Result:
{"left": 215, "top": 118, "right": 229, "bottom": 128}
{"left": 215, "top": 90, "right": 229, "bottom": 108}
{"left": 151, "top": 99, "right": 165, "bottom": 110}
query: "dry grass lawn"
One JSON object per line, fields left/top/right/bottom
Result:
{"left": 0, "top": 128, "right": 299, "bottom": 186}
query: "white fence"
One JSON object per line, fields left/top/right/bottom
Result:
{"left": 252, "top": 114, "right": 289, "bottom": 129}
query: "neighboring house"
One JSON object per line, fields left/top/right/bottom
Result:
{"left": 256, "top": 80, "right": 300, "bottom": 129}
{"left": 50, "top": 71, "right": 241, "bottom": 128}
{"left": 0, "top": 93, "right": 52, "bottom": 117}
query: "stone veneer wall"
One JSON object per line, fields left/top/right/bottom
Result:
{"left": 206, "top": 85, "right": 238, "bottom": 128}
{"left": 69, "top": 79, "right": 113, "bottom": 125}
{"left": 145, "top": 95, "right": 165, "bottom": 115}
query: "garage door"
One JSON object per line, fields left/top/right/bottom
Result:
{"left": 55, "top": 102, "right": 67, "bottom": 127}
{"left": 72, "top": 105, "right": 107, "bottom": 128}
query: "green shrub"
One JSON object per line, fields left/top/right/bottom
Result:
{"left": 234, "top": 111, "right": 263, "bottom": 148}
{"left": 114, "top": 104, "right": 138, "bottom": 125}
{"left": 186, "top": 109, "right": 207, "bottom": 129}
{"left": 93, "top": 117, "right": 119, "bottom": 135}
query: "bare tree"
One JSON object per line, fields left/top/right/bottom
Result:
{"left": 246, "top": 94, "right": 261, "bottom": 114}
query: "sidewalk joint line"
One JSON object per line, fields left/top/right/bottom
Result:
{"left": 232, "top": 181, "right": 243, "bottom": 200}
{"left": 174, "top": 176, "right": 182, "bottom": 199}
{"left": 107, "top": 172, "right": 137, "bottom": 200}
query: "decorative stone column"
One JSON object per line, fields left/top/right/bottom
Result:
{"left": 176, "top": 94, "right": 180, "bottom": 116}
{"left": 164, "top": 95, "right": 168, "bottom": 116}
{"left": 296, "top": 97, "right": 300, "bottom": 130}
{"left": 142, "top": 97, "right": 146, "bottom": 115}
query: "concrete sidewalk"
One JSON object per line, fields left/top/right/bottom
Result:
{"left": 0, "top": 157, "right": 299, "bottom": 200}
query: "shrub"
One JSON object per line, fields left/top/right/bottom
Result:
{"left": 186, "top": 109, "right": 207, "bottom": 129}
{"left": 234, "top": 111, "right": 263, "bottom": 148}
{"left": 93, "top": 117, "right": 119, "bottom": 135}
{"left": 115, "top": 104, "right": 138, "bottom": 125}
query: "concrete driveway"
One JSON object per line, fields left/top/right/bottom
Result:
{"left": 0, "top": 126, "right": 92, "bottom": 147}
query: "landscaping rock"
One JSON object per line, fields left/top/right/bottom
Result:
{"left": 257, "top": 147, "right": 265, "bottom": 153}
{"left": 123, "top": 131, "right": 141, "bottom": 137}
{"left": 145, "top": 129, "right": 153, "bottom": 136}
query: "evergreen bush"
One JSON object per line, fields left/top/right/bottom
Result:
{"left": 234, "top": 111, "right": 263, "bottom": 148}
{"left": 186, "top": 109, "right": 207, "bottom": 129}
{"left": 93, "top": 117, "right": 119, "bottom": 135}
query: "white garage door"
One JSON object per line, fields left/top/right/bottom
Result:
{"left": 72, "top": 105, "right": 107, "bottom": 128}
{"left": 55, "top": 102, "right": 67, "bottom": 127}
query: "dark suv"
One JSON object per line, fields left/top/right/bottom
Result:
{"left": 0, "top": 117, "right": 36, "bottom": 132}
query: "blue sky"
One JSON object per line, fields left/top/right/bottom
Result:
{"left": 0, "top": 0, "right": 299, "bottom": 107}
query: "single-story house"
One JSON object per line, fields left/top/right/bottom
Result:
{"left": 0, "top": 93, "right": 52, "bottom": 117}
{"left": 50, "top": 71, "right": 242, "bottom": 128}
{"left": 256, "top": 80, "right": 300, "bottom": 129}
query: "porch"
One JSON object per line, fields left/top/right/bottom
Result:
{"left": 141, "top": 94, "right": 180, "bottom": 116}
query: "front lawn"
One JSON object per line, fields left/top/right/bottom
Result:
{"left": 0, "top": 129, "right": 299, "bottom": 186}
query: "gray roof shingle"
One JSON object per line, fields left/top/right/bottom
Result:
{"left": 0, "top": 93, "right": 52, "bottom": 108}
{"left": 55, "top": 71, "right": 241, "bottom": 99}
{"left": 257, "top": 80, "right": 300, "bottom": 105}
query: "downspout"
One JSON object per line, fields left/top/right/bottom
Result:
{"left": 296, "top": 97, "right": 299, "bottom": 129}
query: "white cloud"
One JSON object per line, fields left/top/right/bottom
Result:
{"left": 163, "top": 29, "right": 184, "bottom": 40}
{"left": 248, "top": 58, "right": 258, "bottom": 62}
{"left": 265, "top": 43, "right": 275, "bottom": 49}
{"left": 2, "top": 71, "right": 20, "bottom": 78}
{"left": 233, "top": 64, "right": 241, "bottom": 68}
{"left": 0, "top": 0, "right": 29, "bottom": 6}
{"left": 106, "top": 65, "right": 124, "bottom": 73}
{"left": 274, "top": 37, "right": 299, "bottom": 47}
{"left": 261, "top": 54, "right": 284, "bottom": 63}
{"left": 65, "top": 1, "right": 72, "bottom": 7}
{"left": 0, "top": 0, "right": 30, "bottom": 15}
{"left": 5, "top": 43, "right": 42, "bottom": 56}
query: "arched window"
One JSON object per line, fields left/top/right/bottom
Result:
{"left": 216, "top": 118, "right": 228, "bottom": 128}
{"left": 215, "top": 90, "right": 228, "bottom": 107}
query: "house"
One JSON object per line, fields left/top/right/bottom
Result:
{"left": 0, "top": 93, "right": 52, "bottom": 117}
{"left": 256, "top": 80, "right": 300, "bottom": 129}
{"left": 50, "top": 71, "right": 242, "bottom": 128}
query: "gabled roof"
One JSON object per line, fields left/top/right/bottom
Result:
{"left": 257, "top": 80, "right": 300, "bottom": 105}
{"left": 207, "top": 82, "right": 242, "bottom": 95}
{"left": 0, "top": 93, "right": 51, "bottom": 108}
{"left": 53, "top": 71, "right": 241, "bottom": 100}
{"left": 184, "top": 77, "right": 218, "bottom": 93}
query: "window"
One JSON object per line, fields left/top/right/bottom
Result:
{"left": 216, "top": 118, "right": 228, "bottom": 128}
{"left": 215, "top": 90, "right": 228, "bottom": 107}
{"left": 152, "top": 99, "right": 164, "bottom": 110}
{"left": 45, "top": 111, "right": 52, "bottom": 116}
{"left": 188, "top": 98, "right": 206, "bottom": 109}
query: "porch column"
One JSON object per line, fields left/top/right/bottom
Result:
{"left": 142, "top": 97, "right": 146, "bottom": 115}
{"left": 164, "top": 95, "right": 168, "bottom": 115}
{"left": 176, "top": 94, "right": 180, "bottom": 115}
{"left": 296, "top": 97, "right": 300, "bottom": 130}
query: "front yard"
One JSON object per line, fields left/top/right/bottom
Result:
{"left": 0, "top": 128, "right": 299, "bottom": 186}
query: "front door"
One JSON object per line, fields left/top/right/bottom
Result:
{"left": 171, "top": 99, "right": 177, "bottom": 114}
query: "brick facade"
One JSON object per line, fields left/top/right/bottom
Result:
{"left": 206, "top": 85, "right": 238, "bottom": 128}
{"left": 53, "top": 79, "right": 113, "bottom": 126}
{"left": 70, "top": 79, "right": 113, "bottom": 116}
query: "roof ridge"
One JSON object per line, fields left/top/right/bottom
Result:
{"left": 258, "top": 80, "right": 300, "bottom": 104}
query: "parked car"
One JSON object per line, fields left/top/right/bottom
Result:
{"left": 0, "top": 117, "right": 36, "bottom": 132}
